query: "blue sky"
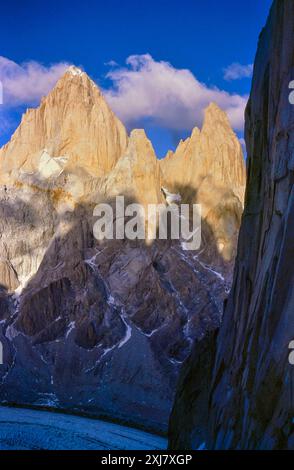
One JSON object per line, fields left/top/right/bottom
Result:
{"left": 0, "top": 0, "right": 272, "bottom": 157}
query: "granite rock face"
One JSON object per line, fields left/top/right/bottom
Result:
{"left": 169, "top": 0, "right": 294, "bottom": 449}
{"left": 0, "top": 66, "right": 244, "bottom": 432}
{"left": 160, "top": 104, "right": 246, "bottom": 261}
{"left": 0, "top": 66, "right": 128, "bottom": 178}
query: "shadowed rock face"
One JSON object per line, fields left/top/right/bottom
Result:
{"left": 0, "top": 203, "right": 227, "bottom": 432}
{"left": 169, "top": 0, "right": 294, "bottom": 449}
{"left": 0, "top": 65, "right": 244, "bottom": 433}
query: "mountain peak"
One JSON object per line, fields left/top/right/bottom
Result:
{"left": 57, "top": 65, "right": 99, "bottom": 91}
{"left": 0, "top": 66, "right": 128, "bottom": 178}
{"left": 129, "top": 129, "right": 158, "bottom": 162}
{"left": 203, "top": 102, "right": 232, "bottom": 128}
{"left": 129, "top": 129, "right": 148, "bottom": 142}
{"left": 65, "top": 65, "right": 85, "bottom": 77}
{"left": 205, "top": 101, "right": 222, "bottom": 112}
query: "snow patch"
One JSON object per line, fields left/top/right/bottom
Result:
{"left": 65, "top": 321, "right": 76, "bottom": 339}
{"left": 67, "top": 65, "right": 84, "bottom": 77}
{"left": 107, "top": 294, "right": 116, "bottom": 306}
{"left": 193, "top": 256, "right": 225, "bottom": 281}
{"left": 161, "top": 187, "right": 182, "bottom": 206}
{"left": 35, "top": 393, "right": 59, "bottom": 407}
{"left": 38, "top": 149, "right": 67, "bottom": 179}
{"left": 14, "top": 271, "right": 35, "bottom": 296}
{"left": 169, "top": 357, "right": 184, "bottom": 365}
{"left": 118, "top": 310, "right": 132, "bottom": 349}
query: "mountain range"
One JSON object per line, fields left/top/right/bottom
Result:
{"left": 0, "top": 64, "right": 245, "bottom": 432}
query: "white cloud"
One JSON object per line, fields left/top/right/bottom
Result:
{"left": 223, "top": 62, "right": 253, "bottom": 81}
{"left": 104, "top": 54, "right": 248, "bottom": 133}
{"left": 104, "top": 60, "right": 118, "bottom": 67}
{"left": 0, "top": 54, "right": 248, "bottom": 140}
{"left": 0, "top": 56, "right": 70, "bottom": 107}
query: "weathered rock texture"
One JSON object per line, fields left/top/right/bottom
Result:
{"left": 160, "top": 104, "right": 246, "bottom": 261}
{"left": 0, "top": 65, "right": 244, "bottom": 433}
{"left": 169, "top": 0, "right": 294, "bottom": 449}
{"left": 0, "top": 66, "right": 128, "bottom": 179}
{"left": 101, "top": 129, "right": 163, "bottom": 208}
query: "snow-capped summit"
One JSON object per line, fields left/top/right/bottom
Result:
{"left": 66, "top": 65, "right": 84, "bottom": 76}
{"left": 0, "top": 63, "right": 128, "bottom": 178}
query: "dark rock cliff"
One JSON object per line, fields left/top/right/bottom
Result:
{"left": 169, "top": 0, "right": 294, "bottom": 450}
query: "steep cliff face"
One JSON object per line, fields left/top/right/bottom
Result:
{"left": 101, "top": 129, "right": 163, "bottom": 208}
{"left": 0, "top": 67, "right": 243, "bottom": 433}
{"left": 0, "top": 66, "right": 128, "bottom": 179}
{"left": 160, "top": 104, "right": 246, "bottom": 261}
{"left": 169, "top": 0, "right": 294, "bottom": 449}
{"left": 161, "top": 103, "right": 245, "bottom": 198}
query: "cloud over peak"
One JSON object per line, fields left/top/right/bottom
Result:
{"left": 0, "top": 56, "right": 70, "bottom": 107}
{"left": 0, "top": 54, "right": 248, "bottom": 141}
{"left": 104, "top": 54, "right": 247, "bottom": 132}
